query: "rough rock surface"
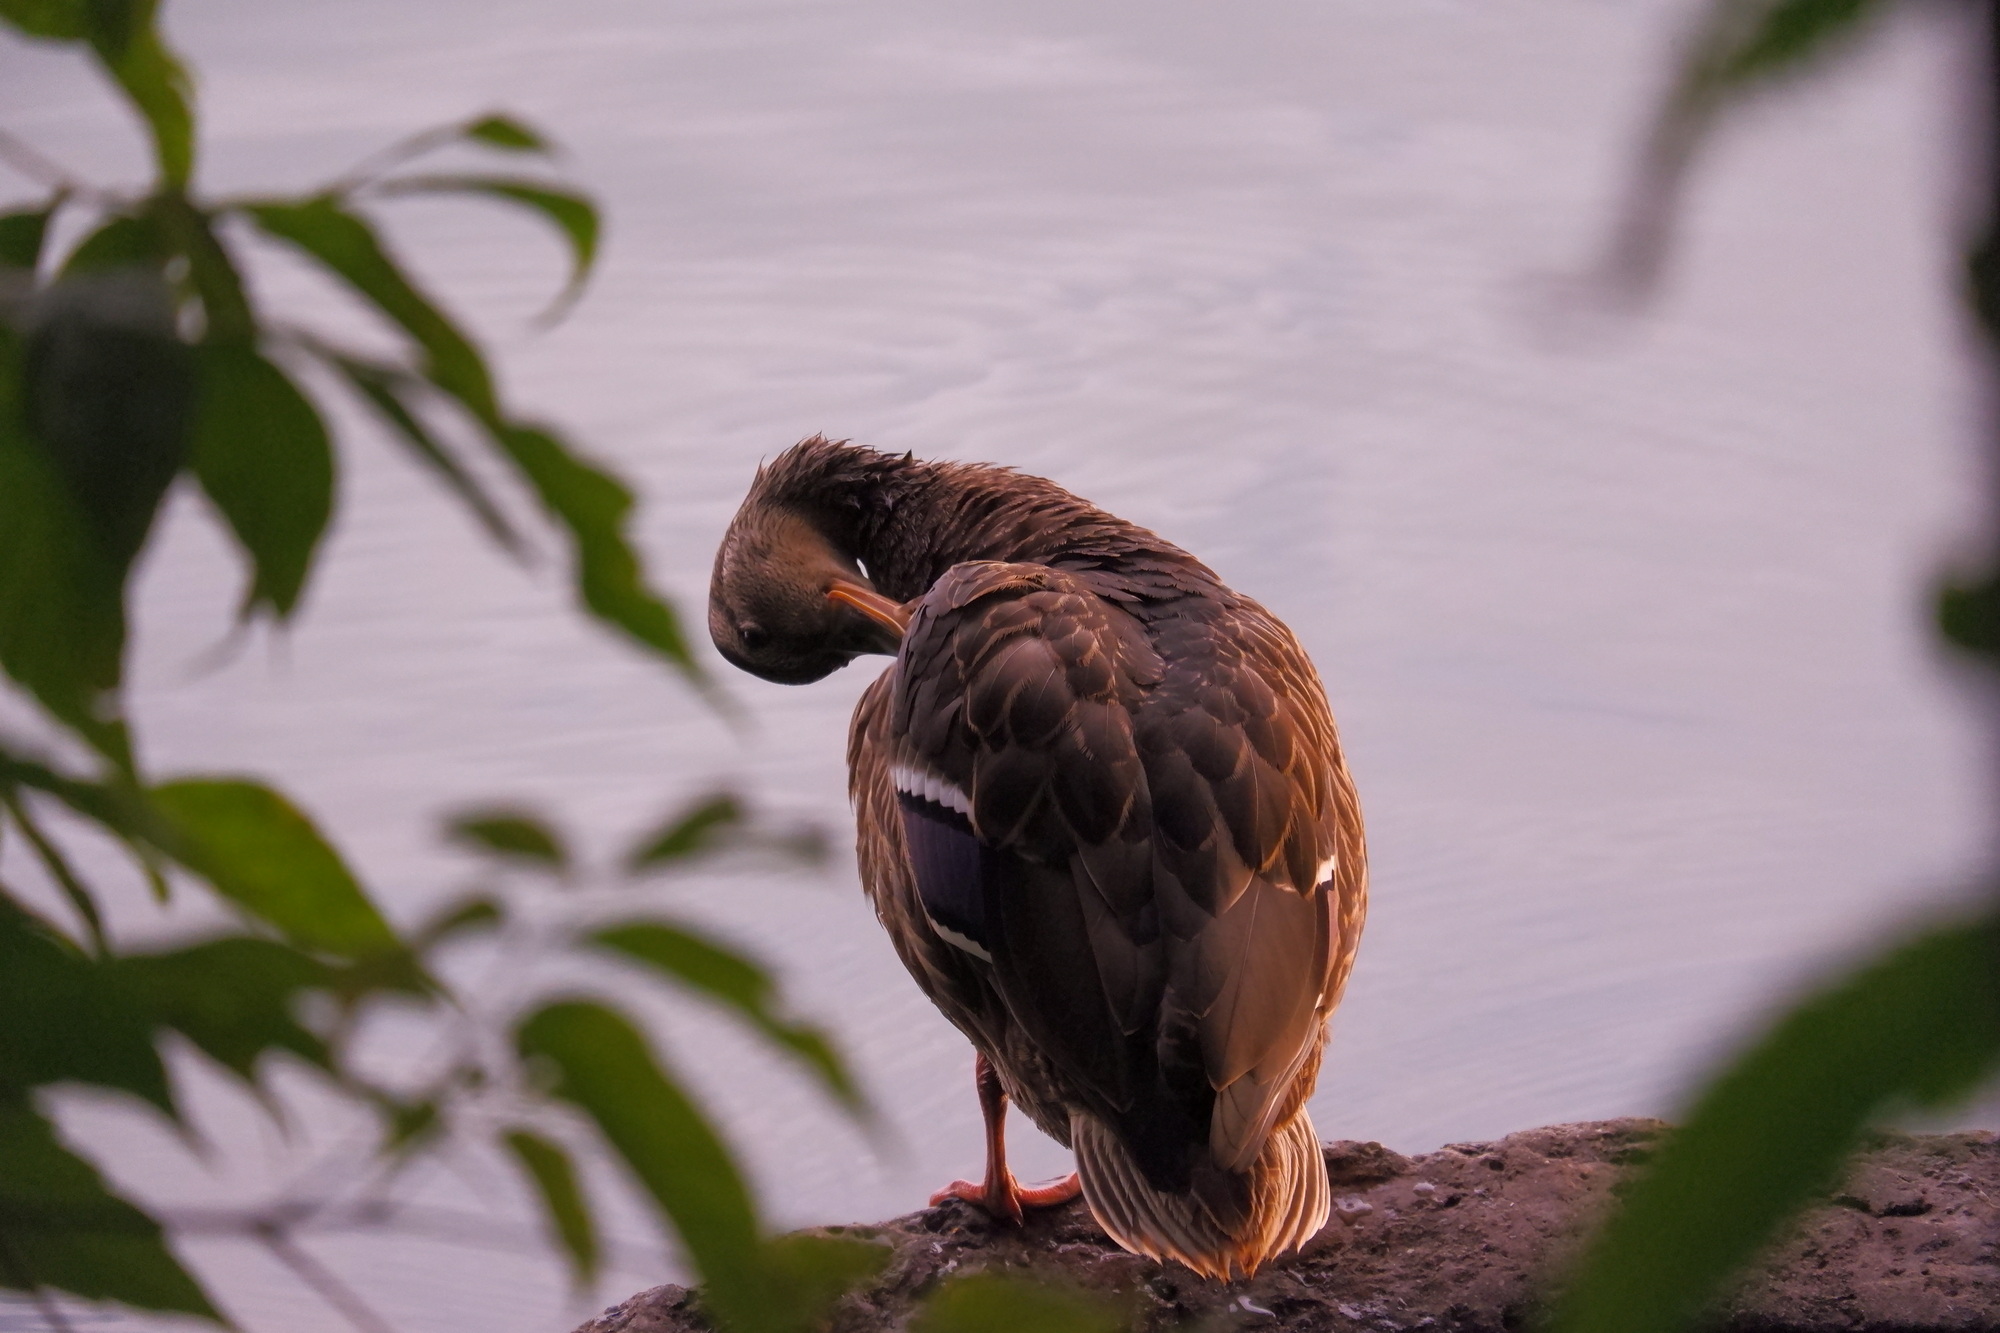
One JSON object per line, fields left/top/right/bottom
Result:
{"left": 572, "top": 1119, "right": 2000, "bottom": 1332}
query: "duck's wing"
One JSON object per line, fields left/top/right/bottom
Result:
{"left": 891, "top": 560, "right": 1361, "bottom": 1187}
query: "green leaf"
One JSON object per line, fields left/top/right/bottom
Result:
{"left": 244, "top": 196, "right": 497, "bottom": 417}
{"left": 0, "top": 203, "right": 57, "bottom": 272}
{"left": 0, "top": 353, "right": 131, "bottom": 759}
{"left": 625, "top": 791, "right": 742, "bottom": 870}
{"left": 21, "top": 267, "right": 194, "bottom": 569}
{"left": 503, "top": 1129, "right": 597, "bottom": 1287}
{"left": 588, "top": 922, "right": 863, "bottom": 1116}
{"left": 445, "top": 808, "right": 568, "bottom": 870}
{"left": 58, "top": 212, "right": 171, "bottom": 276}
{"left": 83, "top": 5, "right": 196, "bottom": 189}
{"left": 912, "top": 1273, "right": 1126, "bottom": 1333}
{"left": 2, "top": 790, "right": 107, "bottom": 954}
{"left": 149, "top": 779, "right": 400, "bottom": 959}
{"left": 1548, "top": 912, "right": 2000, "bottom": 1333}
{"left": 411, "top": 894, "right": 504, "bottom": 952}
{"left": 514, "top": 1002, "right": 770, "bottom": 1330}
{"left": 324, "top": 353, "right": 522, "bottom": 553}
{"left": 112, "top": 936, "right": 332, "bottom": 1083}
{"left": 0, "top": 0, "right": 86, "bottom": 41}
{"left": 757, "top": 1233, "right": 892, "bottom": 1333}
{"left": 1673, "top": 0, "right": 1883, "bottom": 107}
{"left": 188, "top": 345, "right": 334, "bottom": 619}
{"left": 0, "top": 1100, "right": 220, "bottom": 1320}
{"left": 1604, "top": 0, "right": 1892, "bottom": 291}
{"left": 0, "top": 898, "right": 172, "bottom": 1115}
{"left": 498, "top": 424, "right": 699, "bottom": 678}
{"left": 463, "top": 114, "right": 551, "bottom": 154}
{"left": 376, "top": 175, "right": 598, "bottom": 316}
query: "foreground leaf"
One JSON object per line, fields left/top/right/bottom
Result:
{"left": 0, "top": 1100, "right": 219, "bottom": 1320}
{"left": 326, "top": 353, "right": 522, "bottom": 553}
{"left": 446, "top": 808, "right": 568, "bottom": 871}
{"left": 0, "top": 404, "right": 129, "bottom": 759}
{"left": 377, "top": 175, "right": 599, "bottom": 315}
{"left": 150, "top": 779, "right": 399, "bottom": 959}
{"left": 113, "top": 937, "right": 333, "bottom": 1083}
{"left": 625, "top": 791, "right": 742, "bottom": 870}
{"left": 1547, "top": 911, "right": 2000, "bottom": 1333}
{"left": 190, "top": 345, "right": 335, "bottom": 619}
{"left": 0, "top": 202, "right": 58, "bottom": 271}
{"left": 21, "top": 267, "right": 194, "bottom": 568}
{"left": 463, "top": 114, "right": 552, "bottom": 154}
{"left": 498, "top": 424, "right": 699, "bottom": 677}
{"left": 245, "top": 197, "right": 497, "bottom": 416}
{"left": 756, "top": 1233, "right": 892, "bottom": 1333}
{"left": 503, "top": 1129, "right": 597, "bottom": 1287}
{"left": 1603, "top": 0, "right": 1894, "bottom": 290}
{"left": 514, "top": 1002, "right": 768, "bottom": 1328}
{"left": 912, "top": 1273, "right": 1125, "bottom": 1333}
{"left": 589, "top": 923, "right": 862, "bottom": 1115}
{"left": 0, "top": 899, "right": 171, "bottom": 1114}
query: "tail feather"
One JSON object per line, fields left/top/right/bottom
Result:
{"left": 1071, "top": 1108, "right": 1329, "bottom": 1280}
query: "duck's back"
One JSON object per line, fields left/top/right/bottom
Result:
{"left": 850, "top": 552, "right": 1366, "bottom": 1278}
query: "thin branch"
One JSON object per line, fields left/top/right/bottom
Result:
{"left": 259, "top": 1231, "right": 397, "bottom": 1333}
{"left": 3, "top": 791, "right": 109, "bottom": 957}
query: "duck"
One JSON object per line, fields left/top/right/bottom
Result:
{"left": 708, "top": 436, "right": 1367, "bottom": 1279}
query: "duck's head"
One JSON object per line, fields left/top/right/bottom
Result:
{"left": 709, "top": 501, "right": 909, "bottom": 684}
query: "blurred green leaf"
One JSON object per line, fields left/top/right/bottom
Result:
{"left": 377, "top": 175, "right": 598, "bottom": 316}
{"left": 503, "top": 1129, "right": 597, "bottom": 1288}
{"left": 113, "top": 937, "right": 333, "bottom": 1083}
{"left": 0, "top": 355, "right": 130, "bottom": 760}
{"left": 190, "top": 345, "right": 335, "bottom": 619}
{"left": 500, "top": 424, "right": 699, "bottom": 677}
{"left": 0, "top": 0, "right": 84, "bottom": 40}
{"left": 0, "top": 1099, "right": 220, "bottom": 1320}
{"left": 758, "top": 1233, "right": 892, "bottom": 1333}
{"left": 95, "top": 23, "right": 195, "bottom": 189}
{"left": 150, "top": 779, "right": 400, "bottom": 959}
{"left": 58, "top": 212, "right": 170, "bottom": 276}
{"left": 0, "top": 898, "right": 172, "bottom": 1114}
{"left": 514, "top": 1001, "right": 771, "bottom": 1330}
{"left": 463, "top": 114, "right": 551, "bottom": 154}
{"left": 1938, "top": 567, "right": 2000, "bottom": 665}
{"left": 325, "top": 353, "right": 522, "bottom": 553}
{"left": 412, "top": 894, "right": 504, "bottom": 952}
{"left": 244, "top": 196, "right": 497, "bottom": 416}
{"left": 3, "top": 789, "right": 107, "bottom": 953}
{"left": 0, "top": 204, "right": 57, "bottom": 271}
{"left": 626, "top": 791, "right": 742, "bottom": 870}
{"left": 589, "top": 922, "right": 863, "bottom": 1116}
{"left": 22, "top": 267, "right": 193, "bottom": 569}
{"left": 1672, "top": 0, "right": 1884, "bottom": 107}
{"left": 0, "top": 746, "right": 173, "bottom": 894}
{"left": 446, "top": 808, "right": 568, "bottom": 871}
{"left": 1548, "top": 912, "right": 2000, "bottom": 1333}
{"left": 912, "top": 1272, "right": 1126, "bottom": 1333}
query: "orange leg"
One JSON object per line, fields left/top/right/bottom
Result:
{"left": 929, "top": 1053, "right": 1082, "bottom": 1224}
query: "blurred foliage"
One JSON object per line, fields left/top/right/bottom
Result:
{"left": 0, "top": 3, "right": 878, "bottom": 1331}
{"left": 910, "top": 1273, "right": 1128, "bottom": 1333}
{"left": 1548, "top": 3, "right": 2000, "bottom": 1332}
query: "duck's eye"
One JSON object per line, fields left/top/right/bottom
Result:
{"left": 739, "top": 623, "right": 770, "bottom": 651}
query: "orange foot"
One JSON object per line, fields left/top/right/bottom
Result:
{"left": 930, "top": 1052, "right": 1083, "bottom": 1225}
{"left": 930, "top": 1171, "right": 1081, "bottom": 1226}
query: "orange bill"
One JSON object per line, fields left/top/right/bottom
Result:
{"left": 827, "top": 580, "right": 913, "bottom": 636}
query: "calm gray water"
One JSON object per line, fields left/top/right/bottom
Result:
{"left": 2, "top": 1, "right": 1995, "bottom": 1329}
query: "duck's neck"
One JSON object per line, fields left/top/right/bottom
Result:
{"left": 754, "top": 438, "right": 1212, "bottom": 604}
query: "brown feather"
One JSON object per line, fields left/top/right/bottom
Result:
{"left": 714, "top": 438, "right": 1368, "bottom": 1278}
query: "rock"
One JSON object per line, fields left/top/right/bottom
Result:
{"left": 571, "top": 1119, "right": 2000, "bottom": 1332}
